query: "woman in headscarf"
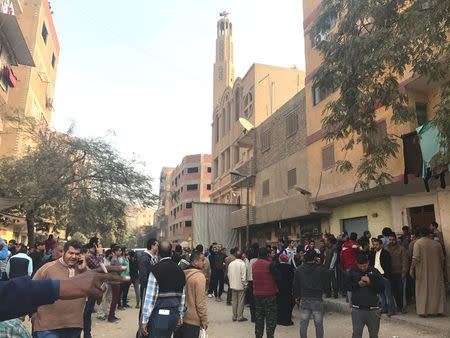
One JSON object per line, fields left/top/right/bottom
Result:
{"left": 275, "top": 253, "right": 295, "bottom": 326}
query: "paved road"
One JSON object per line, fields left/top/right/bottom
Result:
{"left": 87, "top": 287, "right": 446, "bottom": 337}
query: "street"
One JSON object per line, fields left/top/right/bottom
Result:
{"left": 85, "top": 287, "right": 446, "bottom": 338}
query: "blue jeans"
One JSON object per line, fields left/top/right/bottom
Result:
{"left": 299, "top": 298, "right": 324, "bottom": 338}
{"left": 83, "top": 299, "right": 96, "bottom": 338}
{"left": 34, "top": 328, "right": 82, "bottom": 338}
{"left": 148, "top": 307, "right": 179, "bottom": 338}
{"left": 380, "top": 277, "right": 395, "bottom": 314}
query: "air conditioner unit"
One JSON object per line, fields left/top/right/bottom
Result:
{"left": 314, "top": 32, "right": 330, "bottom": 46}
{"left": 46, "top": 97, "right": 53, "bottom": 109}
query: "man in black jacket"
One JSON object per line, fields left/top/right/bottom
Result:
{"left": 293, "top": 249, "right": 328, "bottom": 338}
{"left": 346, "top": 254, "right": 384, "bottom": 338}
{"left": 369, "top": 239, "right": 394, "bottom": 316}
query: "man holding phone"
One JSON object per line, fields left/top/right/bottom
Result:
{"left": 32, "top": 240, "right": 88, "bottom": 338}
{"left": 345, "top": 254, "right": 385, "bottom": 338}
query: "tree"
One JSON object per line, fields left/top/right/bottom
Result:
{"left": 311, "top": 0, "right": 449, "bottom": 189}
{"left": 0, "top": 129, "right": 157, "bottom": 246}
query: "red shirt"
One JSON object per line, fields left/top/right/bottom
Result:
{"left": 340, "top": 241, "right": 359, "bottom": 270}
{"left": 252, "top": 258, "right": 278, "bottom": 296}
{"left": 45, "top": 238, "right": 56, "bottom": 253}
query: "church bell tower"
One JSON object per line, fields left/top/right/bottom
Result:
{"left": 213, "top": 12, "right": 235, "bottom": 108}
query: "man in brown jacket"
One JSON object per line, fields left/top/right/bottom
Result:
{"left": 386, "top": 233, "right": 408, "bottom": 313}
{"left": 175, "top": 250, "right": 208, "bottom": 338}
{"left": 32, "top": 240, "right": 87, "bottom": 337}
{"left": 196, "top": 245, "right": 210, "bottom": 291}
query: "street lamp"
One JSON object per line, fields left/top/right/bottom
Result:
{"left": 294, "top": 186, "right": 312, "bottom": 196}
{"left": 230, "top": 170, "right": 250, "bottom": 247}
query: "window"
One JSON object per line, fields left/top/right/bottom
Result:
{"left": 312, "top": 85, "right": 334, "bottom": 105}
{"left": 51, "top": 53, "right": 56, "bottom": 68}
{"left": 235, "top": 89, "right": 240, "bottom": 120}
{"left": 187, "top": 167, "right": 198, "bottom": 173}
{"left": 243, "top": 92, "right": 253, "bottom": 117}
{"left": 262, "top": 179, "right": 270, "bottom": 196}
{"left": 225, "top": 148, "right": 230, "bottom": 170}
{"left": 363, "top": 120, "right": 387, "bottom": 153}
{"left": 227, "top": 102, "right": 231, "bottom": 131}
{"left": 213, "top": 158, "right": 218, "bottom": 179}
{"left": 234, "top": 146, "right": 240, "bottom": 164}
{"left": 261, "top": 129, "right": 271, "bottom": 152}
{"left": 286, "top": 113, "right": 298, "bottom": 137}
{"left": 416, "top": 103, "right": 428, "bottom": 126}
{"left": 322, "top": 144, "right": 335, "bottom": 170}
{"left": 186, "top": 202, "right": 192, "bottom": 209}
{"left": 288, "top": 168, "right": 297, "bottom": 189}
{"left": 185, "top": 221, "right": 192, "bottom": 227}
{"left": 312, "top": 15, "right": 336, "bottom": 48}
{"left": 207, "top": 167, "right": 212, "bottom": 173}
{"left": 187, "top": 184, "right": 198, "bottom": 191}
{"left": 42, "top": 23, "right": 48, "bottom": 44}
{"left": 221, "top": 113, "right": 225, "bottom": 136}
{"left": 221, "top": 152, "right": 225, "bottom": 174}
{"left": 215, "top": 116, "right": 219, "bottom": 143}
{"left": 207, "top": 184, "right": 211, "bottom": 190}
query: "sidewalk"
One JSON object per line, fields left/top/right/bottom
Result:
{"left": 323, "top": 294, "right": 450, "bottom": 335}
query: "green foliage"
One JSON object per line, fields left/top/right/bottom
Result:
{"left": 71, "top": 232, "right": 88, "bottom": 244}
{"left": 311, "top": 0, "right": 450, "bottom": 189}
{"left": 0, "top": 126, "right": 157, "bottom": 246}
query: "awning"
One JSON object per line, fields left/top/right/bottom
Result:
{"left": 0, "top": 13, "right": 34, "bottom": 66}
{"left": 5, "top": 65, "right": 17, "bottom": 87}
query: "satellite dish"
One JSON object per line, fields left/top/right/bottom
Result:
{"left": 239, "top": 118, "right": 254, "bottom": 131}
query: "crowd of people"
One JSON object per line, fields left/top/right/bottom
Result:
{"left": 0, "top": 220, "right": 446, "bottom": 337}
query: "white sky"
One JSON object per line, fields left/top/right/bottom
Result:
{"left": 50, "top": 0, "right": 306, "bottom": 190}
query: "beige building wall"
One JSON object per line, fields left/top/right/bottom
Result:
{"left": 1, "top": 0, "right": 59, "bottom": 158}
{"left": 302, "top": 0, "right": 448, "bottom": 249}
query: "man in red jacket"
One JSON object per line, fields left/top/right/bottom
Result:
{"left": 252, "top": 247, "right": 280, "bottom": 338}
{"left": 340, "top": 232, "right": 359, "bottom": 271}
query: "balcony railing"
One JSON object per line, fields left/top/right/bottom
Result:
{"left": 230, "top": 206, "right": 255, "bottom": 229}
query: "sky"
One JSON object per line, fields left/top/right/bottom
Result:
{"left": 50, "top": 0, "right": 306, "bottom": 190}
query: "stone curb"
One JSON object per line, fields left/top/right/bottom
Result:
{"left": 323, "top": 298, "right": 447, "bottom": 336}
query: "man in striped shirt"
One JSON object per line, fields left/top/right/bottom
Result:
{"left": 141, "top": 240, "right": 186, "bottom": 337}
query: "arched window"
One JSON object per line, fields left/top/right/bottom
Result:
{"left": 243, "top": 92, "right": 253, "bottom": 117}
{"left": 215, "top": 115, "right": 219, "bottom": 143}
{"left": 235, "top": 89, "right": 240, "bottom": 121}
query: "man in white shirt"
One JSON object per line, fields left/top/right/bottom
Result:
{"left": 284, "top": 240, "right": 297, "bottom": 268}
{"left": 369, "top": 239, "right": 394, "bottom": 316}
{"left": 227, "top": 251, "right": 248, "bottom": 322}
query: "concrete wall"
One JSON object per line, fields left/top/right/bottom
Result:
{"left": 329, "top": 197, "right": 393, "bottom": 237}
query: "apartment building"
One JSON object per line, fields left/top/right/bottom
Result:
{"left": 0, "top": 0, "right": 34, "bottom": 146}
{"left": 167, "top": 154, "right": 212, "bottom": 247}
{"left": 0, "top": 0, "right": 59, "bottom": 158}
{"left": 302, "top": 1, "right": 449, "bottom": 255}
{"left": 210, "top": 14, "right": 305, "bottom": 245}
{"left": 230, "top": 89, "right": 328, "bottom": 247}
{"left": 154, "top": 167, "right": 175, "bottom": 240}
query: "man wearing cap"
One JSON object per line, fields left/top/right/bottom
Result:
{"left": 293, "top": 249, "right": 328, "bottom": 338}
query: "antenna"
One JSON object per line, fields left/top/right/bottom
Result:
{"left": 220, "top": 11, "right": 229, "bottom": 18}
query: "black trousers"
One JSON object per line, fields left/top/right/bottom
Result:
{"left": 211, "top": 269, "right": 224, "bottom": 297}
{"left": 119, "top": 281, "right": 131, "bottom": 306}
{"left": 173, "top": 323, "right": 200, "bottom": 338}
{"left": 276, "top": 292, "right": 293, "bottom": 325}
{"left": 247, "top": 281, "right": 256, "bottom": 322}
{"left": 389, "top": 273, "right": 405, "bottom": 310}
{"left": 323, "top": 269, "right": 338, "bottom": 297}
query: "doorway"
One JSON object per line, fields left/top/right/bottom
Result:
{"left": 342, "top": 216, "right": 369, "bottom": 238}
{"left": 408, "top": 204, "right": 435, "bottom": 230}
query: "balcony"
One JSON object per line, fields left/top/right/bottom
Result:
{"left": 230, "top": 159, "right": 256, "bottom": 188}
{"left": 0, "top": 13, "right": 34, "bottom": 67}
{"left": 231, "top": 206, "right": 256, "bottom": 229}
